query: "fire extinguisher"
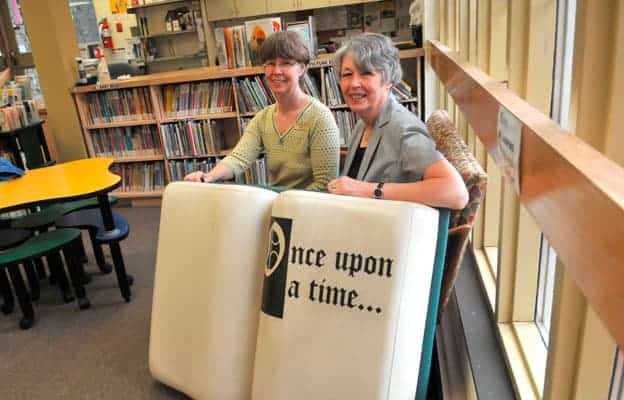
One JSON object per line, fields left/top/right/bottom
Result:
{"left": 100, "top": 19, "right": 113, "bottom": 49}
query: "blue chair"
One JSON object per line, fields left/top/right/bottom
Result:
{"left": 55, "top": 209, "right": 132, "bottom": 302}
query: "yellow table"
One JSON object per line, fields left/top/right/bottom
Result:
{"left": 0, "top": 158, "right": 132, "bottom": 301}
{"left": 0, "top": 158, "right": 120, "bottom": 213}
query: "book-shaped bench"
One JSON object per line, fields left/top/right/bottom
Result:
{"left": 149, "top": 182, "right": 449, "bottom": 400}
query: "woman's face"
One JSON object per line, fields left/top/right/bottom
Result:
{"left": 339, "top": 53, "right": 392, "bottom": 124}
{"left": 264, "top": 57, "right": 305, "bottom": 97}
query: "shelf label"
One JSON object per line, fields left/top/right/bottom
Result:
{"left": 496, "top": 106, "right": 522, "bottom": 193}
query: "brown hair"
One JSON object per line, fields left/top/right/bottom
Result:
{"left": 259, "top": 31, "right": 310, "bottom": 65}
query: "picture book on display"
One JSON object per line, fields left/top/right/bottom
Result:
{"left": 215, "top": 25, "right": 254, "bottom": 68}
{"left": 285, "top": 16, "right": 317, "bottom": 59}
{"left": 214, "top": 27, "right": 228, "bottom": 67}
{"left": 244, "top": 17, "right": 282, "bottom": 66}
{"left": 232, "top": 25, "right": 250, "bottom": 68}
{"left": 150, "top": 184, "right": 450, "bottom": 400}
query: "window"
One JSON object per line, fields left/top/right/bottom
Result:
{"left": 534, "top": 0, "right": 576, "bottom": 346}
{"left": 610, "top": 350, "right": 624, "bottom": 400}
{"left": 5, "top": 0, "right": 31, "bottom": 54}
{"left": 21, "top": 67, "right": 43, "bottom": 108}
{"left": 550, "top": 0, "right": 576, "bottom": 129}
{"left": 535, "top": 238, "right": 557, "bottom": 344}
{"left": 68, "top": 0, "right": 101, "bottom": 55}
{"left": 0, "top": 1, "right": 45, "bottom": 106}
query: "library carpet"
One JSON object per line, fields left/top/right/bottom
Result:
{"left": 0, "top": 207, "right": 189, "bottom": 399}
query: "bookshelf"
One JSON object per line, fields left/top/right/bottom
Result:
{"left": 140, "top": 28, "right": 197, "bottom": 39}
{"left": 72, "top": 48, "right": 424, "bottom": 203}
{"left": 129, "top": 0, "right": 207, "bottom": 73}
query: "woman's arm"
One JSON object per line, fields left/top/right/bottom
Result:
{"left": 328, "top": 159, "right": 469, "bottom": 210}
{"left": 305, "top": 110, "right": 341, "bottom": 191}
{"left": 183, "top": 111, "right": 265, "bottom": 183}
{"left": 184, "top": 163, "right": 234, "bottom": 183}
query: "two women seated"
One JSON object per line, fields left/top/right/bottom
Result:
{"left": 185, "top": 31, "right": 468, "bottom": 210}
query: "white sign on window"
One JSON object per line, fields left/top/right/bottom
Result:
{"left": 496, "top": 106, "right": 522, "bottom": 193}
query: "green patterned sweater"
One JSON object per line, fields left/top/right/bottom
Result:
{"left": 221, "top": 97, "right": 340, "bottom": 190}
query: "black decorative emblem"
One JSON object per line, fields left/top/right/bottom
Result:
{"left": 261, "top": 217, "right": 292, "bottom": 318}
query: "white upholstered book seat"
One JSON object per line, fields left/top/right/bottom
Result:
{"left": 149, "top": 183, "right": 449, "bottom": 400}
{"left": 149, "top": 183, "right": 278, "bottom": 400}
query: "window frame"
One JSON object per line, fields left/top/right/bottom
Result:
{"left": 0, "top": 0, "right": 34, "bottom": 70}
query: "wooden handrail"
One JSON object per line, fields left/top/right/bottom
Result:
{"left": 428, "top": 40, "right": 624, "bottom": 348}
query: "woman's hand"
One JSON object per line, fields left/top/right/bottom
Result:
{"left": 184, "top": 171, "right": 211, "bottom": 183}
{"left": 327, "top": 176, "right": 375, "bottom": 198}
{"left": 184, "top": 164, "right": 233, "bottom": 184}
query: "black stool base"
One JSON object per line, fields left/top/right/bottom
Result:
{"left": 19, "top": 316, "right": 34, "bottom": 330}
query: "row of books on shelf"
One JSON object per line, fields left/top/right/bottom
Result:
{"left": 86, "top": 87, "right": 154, "bottom": 125}
{"left": 168, "top": 157, "right": 221, "bottom": 182}
{"left": 0, "top": 101, "right": 40, "bottom": 132}
{"left": 88, "top": 97, "right": 416, "bottom": 162}
{"left": 324, "top": 68, "right": 345, "bottom": 106}
{"left": 161, "top": 80, "right": 233, "bottom": 117}
{"left": 0, "top": 149, "right": 17, "bottom": 165}
{"left": 235, "top": 76, "right": 275, "bottom": 114}
{"left": 85, "top": 100, "right": 417, "bottom": 164}
{"left": 391, "top": 81, "right": 415, "bottom": 100}
{"left": 303, "top": 73, "right": 321, "bottom": 101}
{"left": 0, "top": 83, "right": 29, "bottom": 108}
{"left": 239, "top": 116, "right": 252, "bottom": 133}
{"left": 110, "top": 161, "right": 165, "bottom": 193}
{"left": 332, "top": 110, "right": 358, "bottom": 147}
{"left": 80, "top": 73, "right": 414, "bottom": 127}
{"left": 100, "top": 155, "right": 267, "bottom": 190}
{"left": 160, "top": 120, "right": 224, "bottom": 157}
{"left": 0, "top": 75, "right": 37, "bottom": 107}
{"left": 234, "top": 157, "right": 268, "bottom": 186}
{"left": 402, "top": 101, "right": 418, "bottom": 114}
{"left": 233, "top": 72, "right": 321, "bottom": 114}
{"left": 90, "top": 126, "right": 162, "bottom": 157}
{"left": 215, "top": 16, "right": 316, "bottom": 69}
{"left": 324, "top": 70, "right": 415, "bottom": 108}
{"left": 167, "top": 156, "right": 268, "bottom": 184}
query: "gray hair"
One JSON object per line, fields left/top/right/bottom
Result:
{"left": 333, "top": 33, "right": 402, "bottom": 85}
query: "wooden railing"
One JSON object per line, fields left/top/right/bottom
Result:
{"left": 428, "top": 40, "right": 624, "bottom": 348}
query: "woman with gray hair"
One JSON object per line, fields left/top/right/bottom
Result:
{"left": 327, "top": 33, "right": 468, "bottom": 209}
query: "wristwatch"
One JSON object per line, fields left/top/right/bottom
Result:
{"left": 374, "top": 182, "right": 384, "bottom": 199}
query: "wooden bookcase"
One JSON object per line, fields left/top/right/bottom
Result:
{"left": 72, "top": 48, "right": 424, "bottom": 202}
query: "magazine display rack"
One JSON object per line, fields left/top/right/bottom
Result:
{"left": 0, "top": 121, "right": 51, "bottom": 170}
{"left": 128, "top": 0, "right": 208, "bottom": 73}
{"left": 71, "top": 48, "right": 423, "bottom": 203}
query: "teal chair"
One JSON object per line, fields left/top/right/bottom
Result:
{"left": 416, "top": 208, "right": 450, "bottom": 400}
{"left": 0, "top": 228, "right": 90, "bottom": 329}
{"left": 1, "top": 196, "right": 119, "bottom": 304}
{"left": 11, "top": 195, "right": 119, "bottom": 276}
{"left": 0, "top": 228, "right": 32, "bottom": 313}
